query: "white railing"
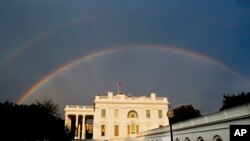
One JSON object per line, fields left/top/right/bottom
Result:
{"left": 96, "top": 95, "right": 167, "bottom": 101}
{"left": 66, "top": 105, "right": 93, "bottom": 109}
{"left": 138, "top": 103, "right": 250, "bottom": 136}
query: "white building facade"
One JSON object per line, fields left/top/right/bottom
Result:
{"left": 65, "top": 91, "right": 170, "bottom": 140}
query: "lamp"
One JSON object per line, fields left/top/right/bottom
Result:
{"left": 167, "top": 108, "right": 174, "bottom": 141}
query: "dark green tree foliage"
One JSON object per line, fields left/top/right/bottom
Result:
{"left": 0, "top": 99, "right": 71, "bottom": 141}
{"left": 171, "top": 104, "right": 201, "bottom": 124}
{"left": 220, "top": 92, "right": 250, "bottom": 110}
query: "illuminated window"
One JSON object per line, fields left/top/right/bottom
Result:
{"left": 146, "top": 110, "right": 150, "bottom": 118}
{"left": 158, "top": 110, "right": 162, "bottom": 118}
{"left": 101, "top": 125, "right": 106, "bottom": 136}
{"left": 131, "top": 123, "right": 136, "bottom": 134}
{"left": 114, "top": 125, "right": 119, "bottom": 136}
{"left": 115, "top": 109, "right": 119, "bottom": 119}
{"left": 127, "top": 124, "right": 139, "bottom": 135}
{"left": 101, "top": 109, "right": 106, "bottom": 118}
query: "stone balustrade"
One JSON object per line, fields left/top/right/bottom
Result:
{"left": 65, "top": 105, "right": 94, "bottom": 109}
{"left": 95, "top": 95, "right": 167, "bottom": 101}
{"left": 137, "top": 103, "right": 250, "bottom": 137}
{"left": 116, "top": 103, "right": 249, "bottom": 141}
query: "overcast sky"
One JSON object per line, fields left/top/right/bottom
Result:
{"left": 0, "top": 0, "right": 250, "bottom": 115}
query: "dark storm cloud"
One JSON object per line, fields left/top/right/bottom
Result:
{"left": 0, "top": 0, "right": 250, "bottom": 114}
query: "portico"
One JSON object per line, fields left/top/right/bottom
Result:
{"left": 65, "top": 106, "right": 94, "bottom": 139}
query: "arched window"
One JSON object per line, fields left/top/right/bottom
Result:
{"left": 213, "top": 135, "right": 223, "bottom": 141}
{"left": 175, "top": 138, "right": 180, "bottom": 141}
{"left": 197, "top": 137, "right": 204, "bottom": 141}
{"left": 131, "top": 113, "right": 136, "bottom": 118}
{"left": 127, "top": 110, "right": 138, "bottom": 118}
{"left": 185, "top": 137, "right": 190, "bottom": 141}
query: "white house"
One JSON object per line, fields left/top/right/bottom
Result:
{"left": 64, "top": 91, "right": 169, "bottom": 140}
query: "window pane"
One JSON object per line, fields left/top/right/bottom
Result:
{"left": 101, "top": 109, "right": 106, "bottom": 118}
{"left": 146, "top": 110, "right": 150, "bottom": 118}
{"left": 158, "top": 110, "right": 162, "bottom": 118}
{"left": 115, "top": 125, "right": 119, "bottom": 136}
{"left": 101, "top": 125, "right": 106, "bottom": 136}
{"left": 127, "top": 125, "right": 130, "bottom": 135}
{"left": 131, "top": 124, "right": 135, "bottom": 134}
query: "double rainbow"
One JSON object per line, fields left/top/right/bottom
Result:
{"left": 16, "top": 45, "right": 249, "bottom": 104}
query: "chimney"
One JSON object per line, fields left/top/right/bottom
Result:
{"left": 150, "top": 92, "right": 156, "bottom": 100}
{"left": 108, "top": 91, "right": 113, "bottom": 100}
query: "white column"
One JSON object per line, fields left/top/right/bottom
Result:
{"left": 120, "top": 107, "right": 126, "bottom": 138}
{"left": 78, "top": 123, "right": 81, "bottom": 139}
{"left": 75, "top": 115, "right": 79, "bottom": 139}
{"left": 82, "top": 115, "right": 85, "bottom": 139}
{"left": 65, "top": 114, "right": 70, "bottom": 131}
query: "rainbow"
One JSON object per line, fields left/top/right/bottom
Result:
{"left": 0, "top": 17, "right": 85, "bottom": 69}
{"left": 16, "top": 45, "right": 249, "bottom": 104}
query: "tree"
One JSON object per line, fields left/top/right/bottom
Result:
{"left": 35, "top": 97, "right": 60, "bottom": 117}
{"left": 220, "top": 92, "right": 250, "bottom": 110}
{"left": 171, "top": 104, "right": 201, "bottom": 124}
{"left": 0, "top": 99, "right": 71, "bottom": 141}
{"left": 31, "top": 98, "right": 70, "bottom": 141}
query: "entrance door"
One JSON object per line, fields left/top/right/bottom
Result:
{"left": 128, "top": 123, "right": 139, "bottom": 135}
{"left": 85, "top": 115, "right": 94, "bottom": 139}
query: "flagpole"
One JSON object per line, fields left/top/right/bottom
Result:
{"left": 117, "top": 83, "right": 120, "bottom": 94}
{"left": 117, "top": 82, "right": 124, "bottom": 94}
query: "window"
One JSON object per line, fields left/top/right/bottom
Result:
{"left": 185, "top": 137, "right": 191, "bottom": 141}
{"left": 213, "top": 135, "right": 223, "bottom": 141}
{"left": 127, "top": 110, "right": 138, "bottom": 118}
{"left": 146, "top": 110, "right": 150, "bottom": 118}
{"left": 115, "top": 109, "right": 119, "bottom": 119}
{"left": 158, "top": 110, "right": 162, "bottom": 118}
{"left": 101, "top": 125, "right": 106, "bottom": 136}
{"left": 128, "top": 124, "right": 139, "bottom": 135}
{"left": 131, "top": 113, "right": 135, "bottom": 118}
{"left": 101, "top": 109, "right": 106, "bottom": 118}
{"left": 114, "top": 125, "right": 119, "bottom": 136}
{"left": 175, "top": 138, "right": 180, "bottom": 141}
{"left": 197, "top": 137, "right": 205, "bottom": 141}
{"left": 131, "top": 123, "right": 136, "bottom": 134}
{"left": 127, "top": 125, "right": 130, "bottom": 135}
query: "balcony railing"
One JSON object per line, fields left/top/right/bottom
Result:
{"left": 96, "top": 96, "right": 167, "bottom": 101}
{"left": 66, "top": 105, "right": 93, "bottom": 109}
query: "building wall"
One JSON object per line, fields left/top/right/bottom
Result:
{"left": 93, "top": 92, "right": 169, "bottom": 140}
{"left": 116, "top": 103, "right": 250, "bottom": 141}
{"left": 65, "top": 91, "right": 169, "bottom": 140}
